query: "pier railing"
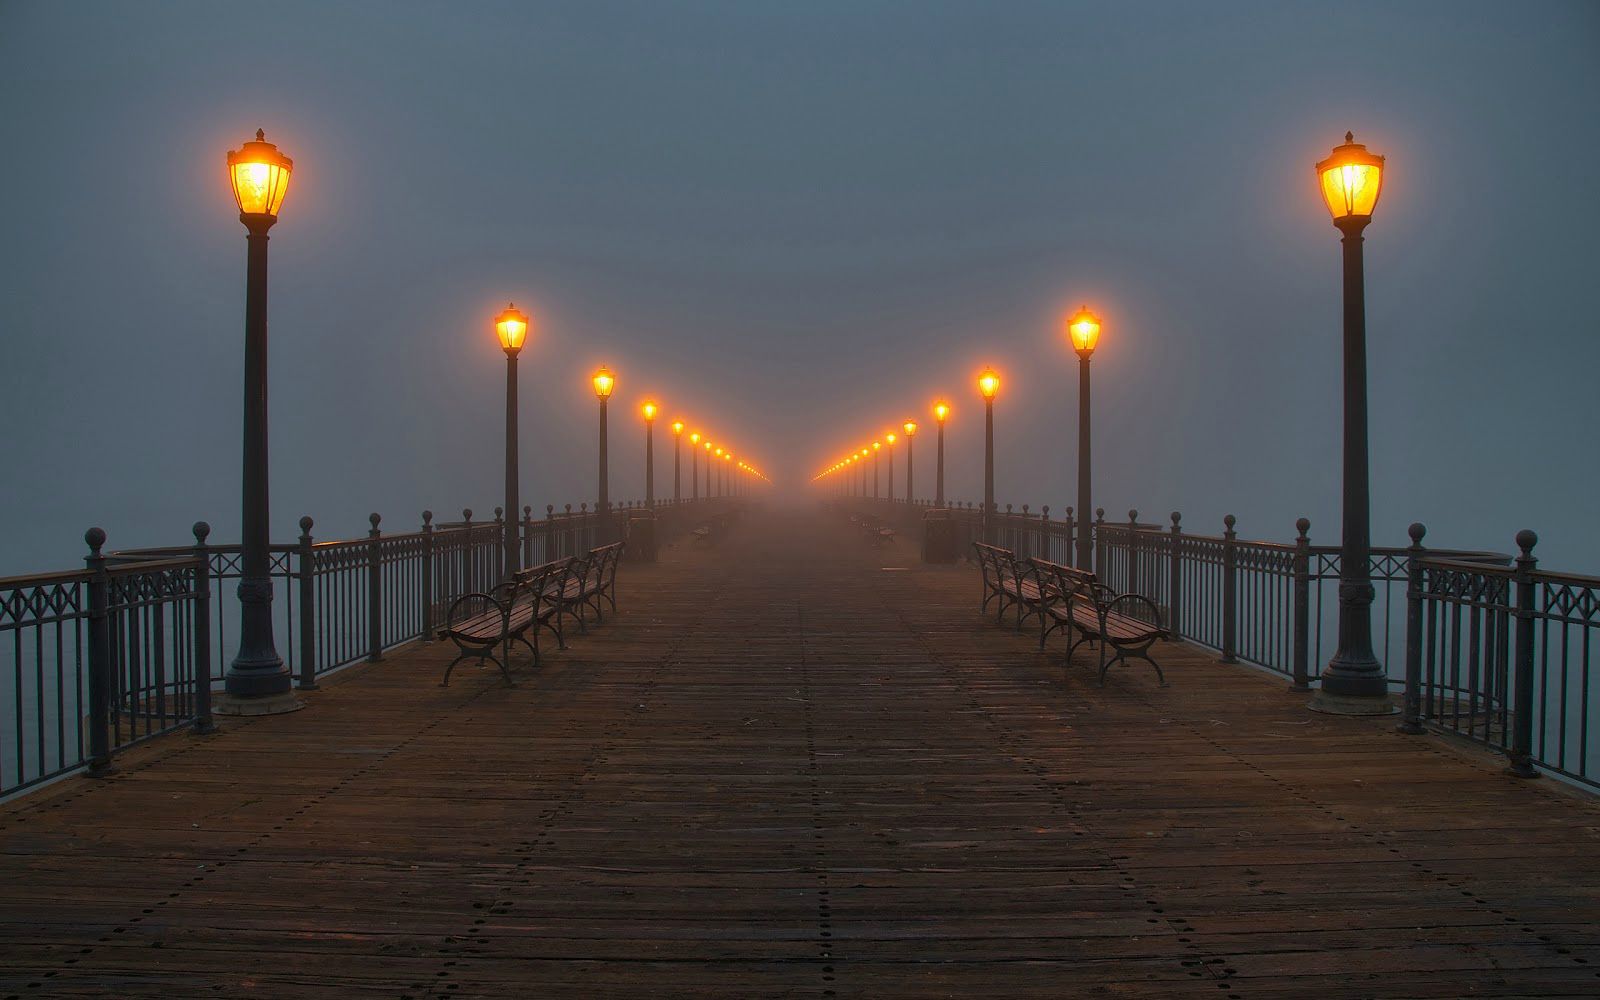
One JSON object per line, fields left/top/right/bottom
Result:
{"left": 846, "top": 496, "right": 1596, "bottom": 790}
{"left": 0, "top": 497, "right": 729, "bottom": 797}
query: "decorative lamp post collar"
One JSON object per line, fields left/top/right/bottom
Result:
{"left": 495, "top": 303, "right": 530, "bottom": 356}
{"left": 227, "top": 129, "right": 293, "bottom": 226}
{"left": 1316, "top": 131, "right": 1385, "bottom": 226}
{"left": 1067, "top": 306, "right": 1101, "bottom": 359}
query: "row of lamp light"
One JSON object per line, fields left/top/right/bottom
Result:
{"left": 815, "top": 131, "right": 1389, "bottom": 714}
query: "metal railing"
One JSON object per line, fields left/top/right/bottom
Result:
{"left": 1, "top": 496, "right": 730, "bottom": 798}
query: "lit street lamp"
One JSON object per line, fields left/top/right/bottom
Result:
{"left": 903, "top": 420, "right": 917, "bottom": 502}
{"left": 671, "top": 420, "right": 685, "bottom": 502}
{"left": 978, "top": 369, "right": 999, "bottom": 541}
{"left": 1312, "top": 131, "right": 1390, "bottom": 715}
{"left": 641, "top": 400, "right": 658, "bottom": 508}
{"left": 496, "top": 303, "right": 530, "bottom": 574}
{"left": 872, "top": 440, "right": 882, "bottom": 499}
{"left": 690, "top": 431, "right": 701, "bottom": 501}
{"left": 224, "top": 129, "right": 294, "bottom": 706}
{"left": 593, "top": 366, "right": 615, "bottom": 539}
{"left": 704, "top": 440, "right": 713, "bottom": 498}
{"left": 933, "top": 401, "right": 950, "bottom": 506}
{"left": 885, "top": 432, "right": 896, "bottom": 501}
{"left": 1066, "top": 306, "right": 1100, "bottom": 570}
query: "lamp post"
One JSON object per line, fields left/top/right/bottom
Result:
{"left": 714, "top": 447, "right": 724, "bottom": 497}
{"left": 593, "top": 367, "right": 615, "bottom": 540}
{"left": 641, "top": 400, "right": 658, "bottom": 508}
{"left": 496, "top": 304, "right": 530, "bottom": 575}
{"left": 689, "top": 432, "right": 701, "bottom": 502}
{"left": 1311, "top": 131, "right": 1391, "bottom": 715}
{"left": 1066, "top": 307, "right": 1100, "bottom": 570}
{"left": 671, "top": 420, "right": 684, "bottom": 502}
{"left": 933, "top": 402, "right": 949, "bottom": 506}
{"left": 223, "top": 129, "right": 294, "bottom": 706}
{"left": 705, "top": 441, "right": 713, "bottom": 498}
{"left": 902, "top": 420, "right": 917, "bottom": 503}
{"left": 885, "top": 433, "right": 896, "bottom": 501}
{"left": 978, "top": 369, "right": 999, "bottom": 542}
{"left": 872, "top": 441, "right": 882, "bottom": 499}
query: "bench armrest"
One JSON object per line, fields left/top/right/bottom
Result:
{"left": 1101, "top": 592, "right": 1164, "bottom": 632}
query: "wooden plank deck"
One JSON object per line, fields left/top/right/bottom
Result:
{"left": 3, "top": 506, "right": 1598, "bottom": 998}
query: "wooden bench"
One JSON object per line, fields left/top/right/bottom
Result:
{"left": 550, "top": 541, "right": 625, "bottom": 633}
{"left": 1031, "top": 557, "right": 1170, "bottom": 686}
{"left": 440, "top": 557, "right": 571, "bottom": 687}
{"left": 971, "top": 542, "right": 1046, "bottom": 629}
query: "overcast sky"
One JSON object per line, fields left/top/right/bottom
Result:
{"left": 2, "top": 0, "right": 1597, "bottom": 572}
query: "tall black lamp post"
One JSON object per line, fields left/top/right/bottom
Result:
{"left": 690, "top": 432, "right": 701, "bottom": 502}
{"left": 593, "top": 367, "right": 615, "bottom": 539}
{"left": 978, "top": 369, "right": 999, "bottom": 541}
{"left": 223, "top": 129, "right": 294, "bottom": 707}
{"left": 1311, "top": 131, "right": 1391, "bottom": 715}
{"left": 872, "top": 441, "right": 881, "bottom": 499}
{"left": 885, "top": 432, "right": 896, "bottom": 501}
{"left": 1066, "top": 307, "right": 1101, "bottom": 570}
{"left": 671, "top": 420, "right": 684, "bottom": 502}
{"left": 933, "top": 402, "right": 949, "bottom": 506}
{"left": 641, "top": 400, "right": 658, "bottom": 508}
{"left": 496, "top": 304, "right": 530, "bottom": 575}
{"left": 902, "top": 420, "right": 916, "bottom": 502}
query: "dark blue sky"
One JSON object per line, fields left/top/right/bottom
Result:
{"left": 2, "top": 0, "right": 1597, "bottom": 570}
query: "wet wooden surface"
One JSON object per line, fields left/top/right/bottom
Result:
{"left": 3, "top": 506, "right": 1598, "bottom": 998}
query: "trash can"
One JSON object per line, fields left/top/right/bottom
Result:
{"left": 922, "top": 508, "right": 957, "bottom": 564}
{"left": 626, "top": 511, "right": 658, "bottom": 563}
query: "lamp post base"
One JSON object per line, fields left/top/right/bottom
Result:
{"left": 1307, "top": 689, "right": 1397, "bottom": 716}
{"left": 215, "top": 692, "right": 305, "bottom": 717}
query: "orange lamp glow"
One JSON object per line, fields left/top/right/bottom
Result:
{"left": 691, "top": 431, "right": 701, "bottom": 444}
{"left": 494, "top": 303, "right": 530, "bottom": 354}
{"left": 886, "top": 433, "right": 896, "bottom": 445}
{"left": 933, "top": 401, "right": 950, "bottom": 424}
{"left": 1066, "top": 306, "right": 1101, "bottom": 358}
{"left": 705, "top": 441, "right": 712, "bottom": 451}
{"left": 1316, "top": 131, "right": 1385, "bottom": 222}
{"left": 715, "top": 447, "right": 723, "bottom": 457}
{"left": 873, "top": 441, "right": 881, "bottom": 452}
{"left": 592, "top": 366, "right": 615, "bottom": 400}
{"left": 903, "top": 419, "right": 917, "bottom": 436}
{"left": 227, "top": 129, "right": 293, "bottom": 219}
{"left": 977, "top": 368, "right": 1000, "bottom": 401}
{"left": 671, "top": 420, "right": 684, "bottom": 436}
{"left": 641, "top": 400, "right": 658, "bottom": 422}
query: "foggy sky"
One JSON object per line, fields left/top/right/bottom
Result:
{"left": 2, "top": 0, "right": 1598, "bottom": 573}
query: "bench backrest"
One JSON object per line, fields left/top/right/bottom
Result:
{"left": 1030, "top": 557, "right": 1105, "bottom": 605}
{"left": 588, "top": 541, "right": 625, "bottom": 591}
{"left": 972, "top": 542, "right": 1015, "bottom": 588}
{"left": 510, "top": 557, "right": 574, "bottom": 610}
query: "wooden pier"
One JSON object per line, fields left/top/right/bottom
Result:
{"left": 3, "top": 508, "right": 1598, "bottom": 997}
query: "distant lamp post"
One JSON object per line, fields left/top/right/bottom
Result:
{"left": 690, "top": 431, "right": 701, "bottom": 501}
{"left": 977, "top": 369, "right": 999, "bottom": 541}
{"left": 902, "top": 420, "right": 917, "bottom": 502}
{"left": 224, "top": 129, "right": 294, "bottom": 705}
{"left": 641, "top": 400, "right": 658, "bottom": 508}
{"left": 1066, "top": 306, "right": 1100, "bottom": 570}
{"left": 885, "top": 433, "right": 896, "bottom": 501}
{"left": 670, "top": 420, "right": 685, "bottom": 502}
{"left": 933, "top": 401, "right": 950, "bottom": 506}
{"left": 496, "top": 303, "right": 531, "bottom": 574}
{"left": 714, "top": 447, "right": 724, "bottom": 497}
{"left": 704, "top": 440, "right": 713, "bottom": 498}
{"left": 1312, "top": 131, "right": 1390, "bottom": 715}
{"left": 872, "top": 440, "right": 882, "bottom": 499}
{"left": 593, "top": 366, "right": 615, "bottom": 536}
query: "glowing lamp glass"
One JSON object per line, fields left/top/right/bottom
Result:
{"left": 495, "top": 303, "right": 530, "bottom": 353}
{"left": 1066, "top": 306, "right": 1101, "bottom": 357}
{"left": 227, "top": 129, "right": 293, "bottom": 218}
{"left": 671, "top": 420, "right": 684, "bottom": 435}
{"left": 1316, "top": 132, "right": 1385, "bottom": 221}
{"left": 903, "top": 420, "right": 917, "bottom": 436}
{"left": 886, "top": 433, "right": 895, "bottom": 444}
{"left": 592, "top": 367, "right": 615, "bottom": 400}
{"left": 641, "top": 401, "right": 658, "bottom": 422}
{"left": 978, "top": 369, "right": 1000, "bottom": 401}
{"left": 934, "top": 402, "right": 950, "bottom": 423}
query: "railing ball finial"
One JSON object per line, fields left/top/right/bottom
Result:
{"left": 547, "top": 504, "right": 555, "bottom": 515}
{"left": 1042, "top": 505, "right": 1049, "bottom": 518}
{"left": 1065, "top": 505, "right": 1073, "bottom": 518}
{"left": 462, "top": 508, "right": 472, "bottom": 522}
{"left": 369, "top": 512, "right": 381, "bottom": 528}
{"left": 1095, "top": 507, "right": 1105, "bottom": 520}
{"left": 84, "top": 527, "right": 106, "bottom": 556}
{"left": 421, "top": 510, "right": 432, "bottom": 526}
{"left": 1515, "top": 528, "right": 1538, "bottom": 557}
{"left": 494, "top": 506, "right": 503, "bottom": 520}
{"left": 1021, "top": 504, "right": 1028, "bottom": 515}
{"left": 1296, "top": 516, "right": 1310, "bottom": 539}
{"left": 1408, "top": 522, "right": 1426, "bottom": 544}
{"left": 565, "top": 504, "right": 572, "bottom": 514}
{"left": 1224, "top": 513, "right": 1236, "bottom": 531}
{"left": 1128, "top": 508, "right": 1138, "bottom": 522}
{"left": 193, "top": 521, "right": 211, "bottom": 543}
{"left": 1170, "top": 511, "right": 1181, "bottom": 526}
{"left": 523, "top": 505, "right": 532, "bottom": 518}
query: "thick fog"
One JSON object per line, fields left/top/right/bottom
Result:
{"left": 2, "top": 0, "right": 1597, "bottom": 572}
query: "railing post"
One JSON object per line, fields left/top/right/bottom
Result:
{"left": 546, "top": 505, "right": 558, "bottom": 558}
{"left": 420, "top": 511, "right": 435, "bottom": 643}
{"left": 191, "top": 522, "right": 216, "bottom": 734}
{"left": 1126, "top": 509, "right": 1140, "bottom": 596}
{"left": 1398, "top": 522, "right": 1427, "bottom": 733}
{"left": 1168, "top": 512, "right": 1182, "bottom": 640}
{"left": 522, "top": 505, "right": 534, "bottom": 568}
{"left": 462, "top": 509, "right": 475, "bottom": 592}
{"left": 84, "top": 527, "right": 113, "bottom": 776}
{"left": 494, "top": 507, "right": 506, "bottom": 582}
{"left": 1064, "top": 507, "right": 1075, "bottom": 568}
{"left": 1508, "top": 529, "right": 1539, "bottom": 779}
{"left": 296, "top": 516, "right": 318, "bottom": 688}
{"left": 1291, "top": 517, "right": 1311, "bottom": 691}
{"left": 1093, "top": 508, "right": 1106, "bottom": 577}
{"left": 1221, "top": 514, "right": 1238, "bottom": 663}
{"left": 367, "top": 513, "right": 383, "bottom": 662}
